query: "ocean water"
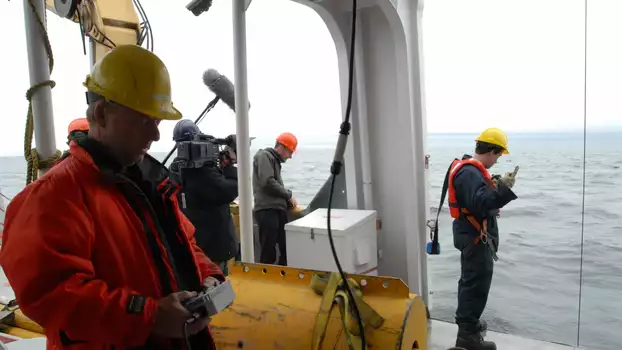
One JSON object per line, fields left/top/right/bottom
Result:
{"left": 426, "top": 132, "right": 622, "bottom": 350}
{"left": 0, "top": 132, "right": 620, "bottom": 349}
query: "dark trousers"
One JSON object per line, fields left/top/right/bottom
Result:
{"left": 216, "top": 260, "right": 229, "bottom": 277}
{"left": 235, "top": 243, "right": 241, "bottom": 262}
{"left": 255, "top": 209, "right": 288, "bottom": 266}
{"left": 455, "top": 241, "right": 494, "bottom": 336}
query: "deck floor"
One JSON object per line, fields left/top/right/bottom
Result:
{"left": 430, "top": 319, "right": 581, "bottom": 350}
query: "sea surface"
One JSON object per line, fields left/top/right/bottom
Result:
{"left": 0, "top": 132, "right": 620, "bottom": 349}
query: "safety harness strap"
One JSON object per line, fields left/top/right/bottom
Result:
{"left": 310, "top": 272, "right": 384, "bottom": 350}
{"left": 436, "top": 157, "right": 500, "bottom": 260}
{"left": 467, "top": 215, "right": 499, "bottom": 261}
{"left": 430, "top": 160, "right": 457, "bottom": 253}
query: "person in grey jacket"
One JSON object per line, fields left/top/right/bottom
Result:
{"left": 253, "top": 132, "right": 298, "bottom": 266}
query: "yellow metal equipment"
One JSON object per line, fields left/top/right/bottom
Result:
{"left": 45, "top": 0, "right": 140, "bottom": 61}
{"left": 211, "top": 263, "right": 427, "bottom": 349}
{"left": 0, "top": 309, "right": 44, "bottom": 339}
{"left": 0, "top": 263, "right": 428, "bottom": 349}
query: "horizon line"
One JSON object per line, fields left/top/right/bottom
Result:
{"left": 0, "top": 128, "right": 619, "bottom": 157}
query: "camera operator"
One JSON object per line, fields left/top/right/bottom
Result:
{"left": 169, "top": 120, "right": 239, "bottom": 276}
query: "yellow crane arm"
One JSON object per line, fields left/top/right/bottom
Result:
{"left": 45, "top": 0, "right": 141, "bottom": 63}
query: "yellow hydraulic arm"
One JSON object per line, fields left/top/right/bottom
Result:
{"left": 45, "top": 0, "right": 141, "bottom": 62}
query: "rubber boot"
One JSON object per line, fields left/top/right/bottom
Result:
{"left": 477, "top": 320, "right": 487, "bottom": 333}
{"left": 477, "top": 320, "right": 487, "bottom": 336}
{"left": 455, "top": 333, "right": 497, "bottom": 350}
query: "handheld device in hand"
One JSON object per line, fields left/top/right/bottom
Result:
{"left": 182, "top": 280, "right": 235, "bottom": 318}
{"left": 512, "top": 165, "right": 519, "bottom": 177}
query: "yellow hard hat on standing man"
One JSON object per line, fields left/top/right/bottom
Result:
{"left": 475, "top": 127, "right": 509, "bottom": 154}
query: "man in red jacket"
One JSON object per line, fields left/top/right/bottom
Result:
{"left": 0, "top": 45, "right": 224, "bottom": 349}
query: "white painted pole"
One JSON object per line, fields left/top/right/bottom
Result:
{"left": 233, "top": 0, "right": 254, "bottom": 263}
{"left": 353, "top": 17, "right": 374, "bottom": 211}
{"left": 88, "top": 38, "right": 97, "bottom": 68}
{"left": 23, "top": 0, "right": 57, "bottom": 177}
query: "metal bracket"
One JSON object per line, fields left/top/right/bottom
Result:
{"left": 426, "top": 219, "right": 436, "bottom": 230}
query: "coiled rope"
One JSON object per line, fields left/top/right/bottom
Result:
{"left": 23, "top": 0, "right": 62, "bottom": 185}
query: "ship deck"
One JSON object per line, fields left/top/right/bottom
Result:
{"left": 430, "top": 319, "right": 582, "bottom": 350}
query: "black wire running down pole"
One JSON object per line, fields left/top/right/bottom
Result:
{"left": 576, "top": 0, "right": 588, "bottom": 346}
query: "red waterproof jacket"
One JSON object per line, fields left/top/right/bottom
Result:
{"left": 0, "top": 141, "right": 224, "bottom": 349}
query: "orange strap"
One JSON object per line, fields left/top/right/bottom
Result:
{"left": 459, "top": 208, "right": 489, "bottom": 244}
{"left": 466, "top": 216, "right": 487, "bottom": 245}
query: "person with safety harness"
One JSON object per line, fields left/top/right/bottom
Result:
{"left": 0, "top": 45, "right": 225, "bottom": 350}
{"left": 445, "top": 128, "right": 518, "bottom": 350}
{"left": 169, "top": 119, "right": 239, "bottom": 276}
{"left": 253, "top": 132, "right": 298, "bottom": 266}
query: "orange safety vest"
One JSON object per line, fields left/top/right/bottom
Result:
{"left": 447, "top": 158, "right": 499, "bottom": 244}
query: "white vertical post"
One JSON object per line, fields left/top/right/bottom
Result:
{"left": 353, "top": 17, "right": 374, "bottom": 210}
{"left": 233, "top": 0, "right": 254, "bottom": 263}
{"left": 23, "top": 0, "right": 57, "bottom": 176}
{"left": 88, "top": 38, "right": 97, "bottom": 68}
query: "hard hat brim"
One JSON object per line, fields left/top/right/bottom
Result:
{"left": 83, "top": 81, "right": 183, "bottom": 121}
{"left": 158, "top": 105, "right": 183, "bottom": 121}
{"left": 474, "top": 136, "right": 509, "bottom": 155}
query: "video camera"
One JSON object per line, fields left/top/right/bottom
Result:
{"left": 176, "top": 133, "right": 237, "bottom": 169}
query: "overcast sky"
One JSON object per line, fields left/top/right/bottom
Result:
{"left": 0, "top": 0, "right": 620, "bottom": 156}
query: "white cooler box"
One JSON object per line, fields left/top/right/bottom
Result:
{"left": 285, "top": 208, "right": 378, "bottom": 275}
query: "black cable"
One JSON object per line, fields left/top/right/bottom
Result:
{"left": 183, "top": 319, "right": 192, "bottom": 350}
{"left": 327, "top": 0, "right": 363, "bottom": 347}
{"left": 76, "top": 9, "right": 86, "bottom": 55}
{"left": 139, "top": 23, "right": 147, "bottom": 45}
{"left": 134, "top": 0, "right": 153, "bottom": 51}
{"left": 133, "top": 0, "right": 149, "bottom": 48}
{"left": 576, "top": 0, "right": 588, "bottom": 346}
{"left": 0, "top": 192, "right": 11, "bottom": 202}
{"left": 161, "top": 96, "right": 220, "bottom": 166}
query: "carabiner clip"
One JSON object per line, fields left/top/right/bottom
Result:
{"left": 480, "top": 232, "right": 487, "bottom": 244}
{"left": 427, "top": 219, "right": 436, "bottom": 241}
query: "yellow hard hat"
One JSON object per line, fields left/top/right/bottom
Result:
{"left": 475, "top": 127, "right": 509, "bottom": 154}
{"left": 83, "top": 45, "right": 182, "bottom": 121}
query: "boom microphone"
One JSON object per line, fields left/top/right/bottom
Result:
{"left": 202, "top": 69, "right": 251, "bottom": 112}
